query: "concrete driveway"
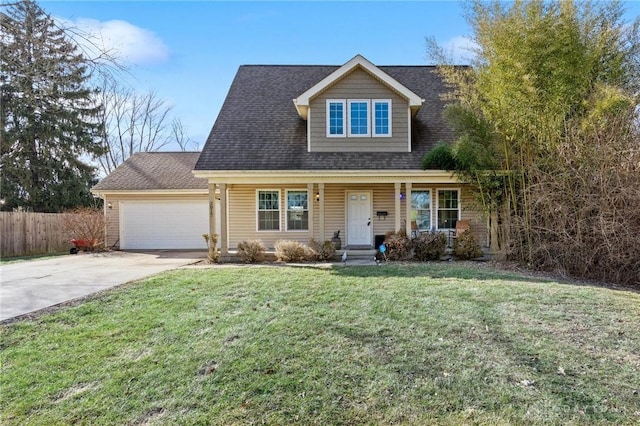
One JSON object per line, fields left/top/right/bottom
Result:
{"left": 0, "top": 250, "right": 206, "bottom": 322}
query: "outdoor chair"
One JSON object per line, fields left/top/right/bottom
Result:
{"left": 449, "top": 220, "right": 470, "bottom": 247}
{"left": 410, "top": 220, "right": 419, "bottom": 238}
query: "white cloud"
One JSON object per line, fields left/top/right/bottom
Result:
{"left": 58, "top": 17, "right": 170, "bottom": 66}
{"left": 443, "top": 35, "right": 479, "bottom": 65}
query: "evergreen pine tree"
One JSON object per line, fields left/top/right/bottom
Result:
{"left": 1, "top": 0, "right": 104, "bottom": 212}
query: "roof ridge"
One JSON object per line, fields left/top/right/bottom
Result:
{"left": 134, "top": 151, "right": 201, "bottom": 154}
{"left": 237, "top": 64, "right": 454, "bottom": 68}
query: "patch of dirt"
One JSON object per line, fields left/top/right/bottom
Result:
{"left": 489, "top": 260, "right": 640, "bottom": 293}
{"left": 54, "top": 383, "right": 98, "bottom": 403}
{"left": 133, "top": 407, "right": 166, "bottom": 426}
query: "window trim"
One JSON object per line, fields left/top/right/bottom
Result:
{"left": 325, "top": 98, "right": 393, "bottom": 139}
{"left": 411, "top": 189, "right": 432, "bottom": 232}
{"left": 285, "top": 189, "right": 309, "bottom": 232}
{"left": 347, "top": 99, "right": 371, "bottom": 137}
{"left": 436, "top": 188, "right": 461, "bottom": 230}
{"left": 372, "top": 99, "right": 392, "bottom": 137}
{"left": 256, "top": 189, "right": 281, "bottom": 232}
{"left": 326, "top": 99, "right": 346, "bottom": 138}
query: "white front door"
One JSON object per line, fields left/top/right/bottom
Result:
{"left": 347, "top": 191, "right": 372, "bottom": 246}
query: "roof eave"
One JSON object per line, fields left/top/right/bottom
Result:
{"left": 293, "top": 54, "right": 424, "bottom": 118}
{"left": 91, "top": 188, "right": 208, "bottom": 197}
{"left": 192, "top": 169, "right": 459, "bottom": 185}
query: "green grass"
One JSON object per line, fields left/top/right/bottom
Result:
{"left": 0, "top": 252, "right": 67, "bottom": 264}
{"left": 1, "top": 263, "right": 639, "bottom": 425}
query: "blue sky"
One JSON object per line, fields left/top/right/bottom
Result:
{"left": 40, "top": 1, "right": 640, "bottom": 150}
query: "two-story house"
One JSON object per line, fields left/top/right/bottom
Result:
{"left": 194, "top": 54, "right": 486, "bottom": 255}
{"left": 92, "top": 55, "right": 487, "bottom": 254}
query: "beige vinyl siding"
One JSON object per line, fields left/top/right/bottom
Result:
{"left": 103, "top": 185, "right": 489, "bottom": 252}
{"left": 322, "top": 184, "right": 398, "bottom": 242}
{"left": 228, "top": 184, "right": 401, "bottom": 248}
{"left": 321, "top": 185, "right": 343, "bottom": 242}
{"left": 312, "top": 192, "right": 320, "bottom": 241}
{"left": 309, "top": 68, "right": 409, "bottom": 152}
{"left": 460, "top": 186, "right": 488, "bottom": 248}
{"left": 102, "top": 194, "right": 208, "bottom": 250}
{"left": 228, "top": 185, "right": 312, "bottom": 249}
{"left": 408, "top": 185, "right": 488, "bottom": 247}
{"left": 104, "top": 196, "right": 119, "bottom": 249}
{"left": 225, "top": 183, "right": 488, "bottom": 250}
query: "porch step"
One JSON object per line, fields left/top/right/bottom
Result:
{"left": 337, "top": 248, "right": 377, "bottom": 258}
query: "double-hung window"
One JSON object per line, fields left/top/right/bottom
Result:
{"left": 437, "top": 189, "right": 460, "bottom": 229}
{"left": 411, "top": 190, "right": 431, "bottom": 232}
{"left": 373, "top": 100, "right": 391, "bottom": 136}
{"left": 286, "top": 190, "right": 308, "bottom": 231}
{"left": 257, "top": 190, "right": 280, "bottom": 231}
{"left": 327, "top": 100, "right": 345, "bottom": 137}
{"left": 348, "top": 100, "right": 370, "bottom": 137}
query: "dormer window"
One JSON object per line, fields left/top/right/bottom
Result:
{"left": 327, "top": 100, "right": 345, "bottom": 137}
{"left": 348, "top": 100, "right": 370, "bottom": 137}
{"left": 373, "top": 100, "right": 391, "bottom": 136}
{"left": 327, "top": 99, "right": 392, "bottom": 138}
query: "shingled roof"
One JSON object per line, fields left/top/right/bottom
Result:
{"left": 195, "top": 64, "right": 456, "bottom": 171}
{"left": 92, "top": 152, "right": 207, "bottom": 191}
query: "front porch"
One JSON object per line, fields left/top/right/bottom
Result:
{"left": 197, "top": 172, "right": 489, "bottom": 257}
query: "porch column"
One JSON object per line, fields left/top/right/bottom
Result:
{"left": 318, "top": 183, "right": 325, "bottom": 241}
{"left": 208, "top": 182, "right": 217, "bottom": 238}
{"left": 307, "top": 183, "right": 314, "bottom": 240}
{"left": 394, "top": 182, "right": 402, "bottom": 232}
{"left": 405, "top": 182, "right": 413, "bottom": 237}
{"left": 219, "top": 183, "right": 228, "bottom": 255}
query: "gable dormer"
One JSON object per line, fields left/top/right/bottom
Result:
{"left": 293, "top": 55, "right": 424, "bottom": 153}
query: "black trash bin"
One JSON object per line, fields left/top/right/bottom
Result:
{"left": 374, "top": 234, "right": 385, "bottom": 250}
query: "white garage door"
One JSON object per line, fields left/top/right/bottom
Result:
{"left": 120, "top": 201, "right": 212, "bottom": 250}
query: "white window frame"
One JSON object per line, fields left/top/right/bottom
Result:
{"left": 411, "top": 189, "right": 432, "bottom": 232}
{"left": 372, "top": 99, "right": 392, "bottom": 137}
{"left": 326, "top": 99, "right": 346, "bottom": 138}
{"left": 347, "top": 99, "right": 371, "bottom": 137}
{"left": 285, "top": 189, "right": 309, "bottom": 232}
{"left": 256, "top": 189, "right": 281, "bottom": 232}
{"left": 436, "top": 188, "right": 461, "bottom": 230}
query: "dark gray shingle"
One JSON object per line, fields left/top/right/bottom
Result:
{"left": 195, "top": 65, "right": 456, "bottom": 171}
{"left": 92, "top": 152, "right": 206, "bottom": 191}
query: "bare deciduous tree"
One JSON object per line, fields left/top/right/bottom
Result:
{"left": 96, "top": 77, "right": 179, "bottom": 174}
{"left": 172, "top": 117, "right": 198, "bottom": 152}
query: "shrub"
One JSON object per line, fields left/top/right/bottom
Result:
{"left": 62, "top": 207, "right": 105, "bottom": 251}
{"left": 274, "top": 240, "right": 314, "bottom": 262}
{"left": 422, "top": 143, "right": 457, "bottom": 170}
{"left": 454, "top": 231, "right": 483, "bottom": 260}
{"left": 413, "top": 232, "right": 447, "bottom": 261}
{"left": 383, "top": 231, "right": 412, "bottom": 261}
{"left": 309, "top": 239, "right": 336, "bottom": 261}
{"left": 202, "top": 234, "right": 220, "bottom": 263}
{"left": 237, "top": 239, "right": 266, "bottom": 263}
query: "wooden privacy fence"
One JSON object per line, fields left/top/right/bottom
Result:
{"left": 0, "top": 212, "right": 72, "bottom": 258}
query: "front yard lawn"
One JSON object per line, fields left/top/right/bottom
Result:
{"left": 1, "top": 263, "right": 639, "bottom": 425}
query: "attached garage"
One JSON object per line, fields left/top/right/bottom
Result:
{"left": 91, "top": 152, "right": 217, "bottom": 250}
{"left": 120, "top": 200, "right": 209, "bottom": 249}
